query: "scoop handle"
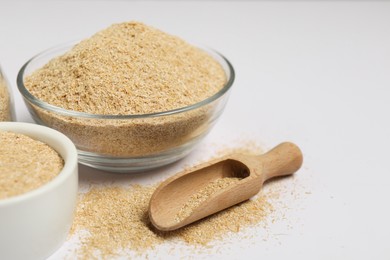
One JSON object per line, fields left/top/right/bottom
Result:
{"left": 261, "top": 142, "right": 303, "bottom": 181}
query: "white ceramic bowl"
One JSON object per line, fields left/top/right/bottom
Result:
{"left": 0, "top": 122, "right": 78, "bottom": 260}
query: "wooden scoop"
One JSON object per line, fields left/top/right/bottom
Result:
{"left": 149, "top": 142, "right": 303, "bottom": 231}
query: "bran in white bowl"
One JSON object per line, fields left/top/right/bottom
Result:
{"left": 0, "top": 131, "right": 64, "bottom": 200}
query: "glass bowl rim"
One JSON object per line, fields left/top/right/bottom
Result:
{"left": 17, "top": 41, "right": 235, "bottom": 119}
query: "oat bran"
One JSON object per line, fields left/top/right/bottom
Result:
{"left": 0, "top": 77, "right": 11, "bottom": 122}
{"left": 175, "top": 177, "right": 241, "bottom": 223}
{"left": 23, "top": 22, "right": 227, "bottom": 157}
{"left": 0, "top": 131, "right": 64, "bottom": 199}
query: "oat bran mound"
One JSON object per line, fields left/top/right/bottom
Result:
{"left": 25, "top": 22, "right": 226, "bottom": 115}
{"left": 23, "top": 22, "right": 228, "bottom": 157}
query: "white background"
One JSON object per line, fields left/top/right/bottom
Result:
{"left": 1, "top": 1, "right": 389, "bottom": 259}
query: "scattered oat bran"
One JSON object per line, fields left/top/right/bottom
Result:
{"left": 214, "top": 139, "right": 265, "bottom": 157}
{"left": 171, "top": 192, "right": 273, "bottom": 246}
{"left": 0, "top": 131, "right": 64, "bottom": 199}
{"left": 69, "top": 183, "right": 273, "bottom": 258}
{"left": 70, "top": 185, "right": 164, "bottom": 258}
{"left": 23, "top": 21, "right": 228, "bottom": 157}
{"left": 63, "top": 141, "right": 306, "bottom": 258}
{"left": 175, "top": 177, "right": 241, "bottom": 223}
{"left": 68, "top": 143, "right": 273, "bottom": 258}
{"left": 0, "top": 76, "right": 11, "bottom": 121}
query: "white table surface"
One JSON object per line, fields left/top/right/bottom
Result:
{"left": 1, "top": 1, "right": 389, "bottom": 259}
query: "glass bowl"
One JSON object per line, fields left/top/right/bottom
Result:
{"left": 17, "top": 42, "right": 234, "bottom": 173}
